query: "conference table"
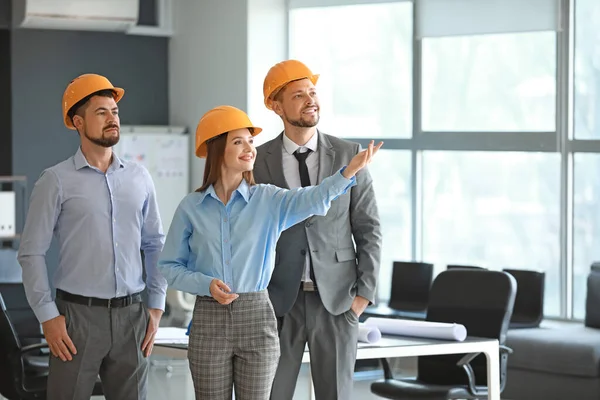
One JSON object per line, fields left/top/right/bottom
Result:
{"left": 153, "top": 327, "right": 501, "bottom": 400}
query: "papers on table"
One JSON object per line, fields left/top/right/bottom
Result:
{"left": 154, "top": 327, "right": 189, "bottom": 344}
{"left": 364, "top": 317, "right": 467, "bottom": 342}
{"left": 358, "top": 323, "right": 382, "bottom": 344}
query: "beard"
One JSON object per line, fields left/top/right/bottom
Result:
{"left": 284, "top": 108, "right": 320, "bottom": 128}
{"left": 83, "top": 125, "right": 120, "bottom": 148}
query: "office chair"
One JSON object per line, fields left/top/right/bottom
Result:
{"left": 371, "top": 269, "right": 516, "bottom": 400}
{"left": 0, "top": 293, "right": 103, "bottom": 399}
{"left": 0, "top": 284, "right": 44, "bottom": 343}
{"left": 363, "top": 261, "right": 433, "bottom": 321}
{"left": 446, "top": 264, "right": 485, "bottom": 270}
{"left": 0, "top": 283, "right": 51, "bottom": 373}
{"left": 585, "top": 263, "right": 600, "bottom": 329}
{"left": 389, "top": 261, "right": 434, "bottom": 313}
{"left": 503, "top": 268, "right": 545, "bottom": 329}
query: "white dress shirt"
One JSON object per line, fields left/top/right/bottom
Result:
{"left": 282, "top": 131, "right": 319, "bottom": 282}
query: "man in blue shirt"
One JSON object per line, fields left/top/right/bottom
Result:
{"left": 17, "top": 74, "right": 167, "bottom": 400}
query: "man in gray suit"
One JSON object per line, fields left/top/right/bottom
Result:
{"left": 254, "top": 59, "right": 382, "bottom": 400}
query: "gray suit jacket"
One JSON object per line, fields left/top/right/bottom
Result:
{"left": 254, "top": 131, "right": 382, "bottom": 317}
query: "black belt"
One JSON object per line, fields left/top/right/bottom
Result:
{"left": 56, "top": 289, "right": 142, "bottom": 308}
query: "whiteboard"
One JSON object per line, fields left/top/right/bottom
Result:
{"left": 113, "top": 128, "right": 190, "bottom": 233}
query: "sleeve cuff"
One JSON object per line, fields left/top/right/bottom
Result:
{"left": 336, "top": 167, "right": 357, "bottom": 189}
{"left": 147, "top": 293, "right": 167, "bottom": 311}
{"left": 199, "top": 274, "right": 213, "bottom": 297}
{"left": 357, "top": 285, "right": 376, "bottom": 305}
{"left": 35, "top": 301, "right": 60, "bottom": 324}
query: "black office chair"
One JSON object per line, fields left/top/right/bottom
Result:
{"left": 447, "top": 264, "right": 485, "bottom": 270}
{"left": 363, "top": 261, "right": 433, "bottom": 321}
{"left": 371, "top": 269, "right": 517, "bottom": 400}
{"left": 0, "top": 293, "right": 103, "bottom": 399}
{"left": 585, "top": 263, "right": 600, "bottom": 329}
{"left": 0, "top": 283, "right": 49, "bottom": 371}
{"left": 503, "top": 268, "right": 545, "bottom": 329}
{"left": 389, "top": 262, "right": 434, "bottom": 313}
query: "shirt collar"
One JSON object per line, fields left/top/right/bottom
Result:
{"left": 73, "top": 147, "right": 89, "bottom": 170}
{"left": 197, "top": 179, "right": 251, "bottom": 205}
{"left": 74, "top": 147, "right": 124, "bottom": 171}
{"left": 282, "top": 131, "right": 318, "bottom": 155}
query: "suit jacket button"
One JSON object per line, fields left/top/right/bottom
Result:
{"left": 301, "top": 249, "right": 307, "bottom": 255}
{"left": 305, "top": 222, "right": 311, "bottom": 227}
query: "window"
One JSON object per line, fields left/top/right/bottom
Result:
{"left": 289, "top": 2, "right": 413, "bottom": 138}
{"left": 574, "top": 0, "right": 600, "bottom": 139}
{"left": 422, "top": 32, "right": 556, "bottom": 132}
{"left": 369, "top": 150, "right": 412, "bottom": 301}
{"left": 573, "top": 154, "right": 600, "bottom": 318}
{"left": 422, "top": 152, "right": 561, "bottom": 316}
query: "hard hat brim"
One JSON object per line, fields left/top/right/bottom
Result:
{"left": 195, "top": 126, "right": 263, "bottom": 158}
{"left": 64, "top": 87, "right": 125, "bottom": 130}
{"left": 265, "top": 74, "right": 319, "bottom": 110}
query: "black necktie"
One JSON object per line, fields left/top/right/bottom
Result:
{"left": 293, "top": 149, "right": 312, "bottom": 187}
{"left": 293, "top": 148, "right": 317, "bottom": 284}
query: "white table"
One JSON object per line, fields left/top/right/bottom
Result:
{"left": 153, "top": 328, "right": 500, "bottom": 400}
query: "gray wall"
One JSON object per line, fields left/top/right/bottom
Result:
{"left": 10, "top": 28, "right": 169, "bottom": 268}
{"left": 0, "top": 30, "right": 10, "bottom": 176}
{"left": 169, "top": 0, "right": 249, "bottom": 189}
{"left": 0, "top": 1, "right": 9, "bottom": 175}
{"left": 0, "top": 0, "right": 9, "bottom": 29}
{"left": 169, "top": 0, "right": 286, "bottom": 189}
{"left": 11, "top": 28, "right": 169, "bottom": 188}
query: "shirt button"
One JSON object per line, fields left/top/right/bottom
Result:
{"left": 224, "top": 217, "right": 228, "bottom": 222}
{"left": 226, "top": 260, "right": 230, "bottom": 264}
{"left": 224, "top": 239, "right": 229, "bottom": 243}
{"left": 115, "top": 243, "right": 118, "bottom": 247}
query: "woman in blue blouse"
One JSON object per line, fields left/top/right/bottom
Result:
{"left": 157, "top": 105, "right": 381, "bottom": 400}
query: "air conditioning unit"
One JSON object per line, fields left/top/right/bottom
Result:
{"left": 13, "top": 0, "right": 139, "bottom": 32}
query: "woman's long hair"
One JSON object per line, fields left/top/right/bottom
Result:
{"left": 196, "top": 131, "right": 256, "bottom": 192}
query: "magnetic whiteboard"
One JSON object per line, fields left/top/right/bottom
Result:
{"left": 113, "top": 128, "right": 190, "bottom": 233}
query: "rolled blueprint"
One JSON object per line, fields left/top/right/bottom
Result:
{"left": 358, "top": 322, "right": 382, "bottom": 344}
{"left": 364, "top": 317, "right": 467, "bottom": 342}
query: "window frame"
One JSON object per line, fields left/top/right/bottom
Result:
{"left": 287, "top": 0, "right": 593, "bottom": 320}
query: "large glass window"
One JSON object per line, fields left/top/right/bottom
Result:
{"left": 422, "top": 152, "right": 561, "bottom": 316}
{"left": 287, "top": 0, "right": 595, "bottom": 320}
{"left": 289, "top": 2, "right": 413, "bottom": 138}
{"left": 369, "top": 150, "right": 412, "bottom": 301}
{"left": 573, "top": 154, "right": 600, "bottom": 318}
{"left": 422, "top": 32, "right": 556, "bottom": 132}
{"left": 574, "top": 0, "right": 600, "bottom": 139}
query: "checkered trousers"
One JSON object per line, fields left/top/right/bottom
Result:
{"left": 187, "top": 290, "right": 280, "bottom": 400}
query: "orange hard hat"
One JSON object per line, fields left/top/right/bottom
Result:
{"left": 195, "top": 105, "right": 263, "bottom": 158}
{"left": 62, "top": 73, "right": 124, "bottom": 130}
{"left": 263, "top": 60, "right": 319, "bottom": 110}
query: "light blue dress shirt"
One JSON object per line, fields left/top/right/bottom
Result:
{"left": 157, "top": 169, "right": 356, "bottom": 297}
{"left": 18, "top": 147, "right": 167, "bottom": 323}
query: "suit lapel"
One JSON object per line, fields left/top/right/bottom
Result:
{"left": 316, "top": 131, "right": 335, "bottom": 184}
{"left": 264, "top": 133, "right": 290, "bottom": 189}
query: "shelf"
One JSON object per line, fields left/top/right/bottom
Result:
{"left": 0, "top": 234, "right": 21, "bottom": 241}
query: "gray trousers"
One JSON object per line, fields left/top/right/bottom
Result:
{"left": 47, "top": 298, "right": 149, "bottom": 400}
{"left": 188, "top": 290, "right": 280, "bottom": 400}
{"left": 271, "top": 289, "right": 359, "bottom": 400}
